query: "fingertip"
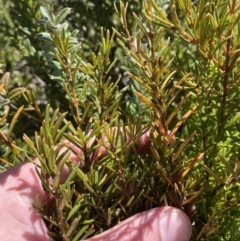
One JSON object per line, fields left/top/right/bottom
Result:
{"left": 158, "top": 207, "right": 192, "bottom": 241}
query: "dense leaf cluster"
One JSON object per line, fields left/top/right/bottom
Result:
{"left": 0, "top": 0, "right": 240, "bottom": 240}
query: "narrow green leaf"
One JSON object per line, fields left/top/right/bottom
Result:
{"left": 172, "top": 131, "right": 196, "bottom": 162}
{"left": 72, "top": 55, "right": 82, "bottom": 82}
{"left": 54, "top": 121, "right": 71, "bottom": 143}
{"left": 59, "top": 190, "right": 68, "bottom": 211}
{"left": 167, "top": 93, "right": 191, "bottom": 125}
{"left": 0, "top": 157, "right": 14, "bottom": 167}
{"left": 7, "top": 106, "right": 24, "bottom": 139}
{"left": 10, "top": 143, "right": 28, "bottom": 153}
{"left": 110, "top": 194, "right": 125, "bottom": 210}
{"left": 181, "top": 152, "right": 205, "bottom": 178}
{"left": 67, "top": 202, "right": 81, "bottom": 221}
{"left": 125, "top": 195, "right": 135, "bottom": 207}
{"left": 178, "top": 0, "right": 189, "bottom": 14}
{"left": 171, "top": 106, "right": 197, "bottom": 137}
{"left": 219, "top": 155, "right": 236, "bottom": 179}
{"left": 170, "top": 3, "right": 184, "bottom": 33}
{"left": 106, "top": 58, "right": 118, "bottom": 75}
{"left": 204, "top": 165, "right": 223, "bottom": 183}
{"left": 61, "top": 162, "right": 80, "bottom": 190}
{"left": 225, "top": 112, "right": 240, "bottom": 129}
{"left": 147, "top": 12, "right": 173, "bottom": 29}
{"left": 106, "top": 209, "right": 112, "bottom": 226}
{"left": 43, "top": 141, "right": 50, "bottom": 160}
{"left": 132, "top": 189, "right": 145, "bottom": 207}
{"left": 149, "top": 0, "right": 169, "bottom": 22}
{"left": 98, "top": 174, "right": 108, "bottom": 186}
{"left": 76, "top": 169, "right": 94, "bottom": 193}
{"left": 50, "top": 108, "right": 59, "bottom": 131}
{"left": 64, "top": 216, "right": 81, "bottom": 239}
{"left": 100, "top": 27, "right": 106, "bottom": 55}
{"left": 63, "top": 119, "right": 78, "bottom": 135}
{"left": 72, "top": 222, "right": 94, "bottom": 241}
{"left": 7, "top": 87, "right": 27, "bottom": 100}
{"left": 35, "top": 167, "right": 53, "bottom": 194}
{"left": 133, "top": 12, "right": 149, "bottom": 38}
{"left": 81, "top": 102, "right": 92, "bottom": 123}
{"left": 62, "top": 80, "right": 72, "bottom": 99}
{"left": 119, "top": 1, "right": 128, "bottom": 30}
{"left": 161, "top": 70, "right": 176, "bottom": 91}
{"left": 51, "top": 111, "right": 68, "bottom": 137}
{"left": 53, "top": 170, "right": 60, "bottom": 190}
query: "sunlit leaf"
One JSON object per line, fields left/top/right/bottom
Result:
{"left": 55, "top": 7, "right": 71, "bottom": 25}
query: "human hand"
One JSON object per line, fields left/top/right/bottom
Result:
{"left": 0, "top": 129, "right": 192, "bottom": 241}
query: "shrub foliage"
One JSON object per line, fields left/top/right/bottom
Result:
{"left": 1, "top": 0, "right": 240, "bottom": 240}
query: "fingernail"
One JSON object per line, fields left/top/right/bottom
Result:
{"left": 159, "top": 208, "right": 192, "bottom": 241}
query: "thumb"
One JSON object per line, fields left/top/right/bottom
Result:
{"left": 84, "top": 206, "right": 192, "bottom": 241}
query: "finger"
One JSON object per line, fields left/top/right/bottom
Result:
{"left": 84, "top": 206, "right": 192, "bottom": 241}
{"left": 0, "top": 162, "right": 51, "bottom": 241}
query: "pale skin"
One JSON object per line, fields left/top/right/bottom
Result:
{"left": 0, "top": 130, "right": 192, "bottom": 241}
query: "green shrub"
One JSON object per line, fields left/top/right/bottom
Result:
{"left": 0, "top": 0, "right": 240, "bottom": 240}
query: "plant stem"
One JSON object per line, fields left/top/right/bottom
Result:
{"left": 217, "top": 0, "right": 236, "bottom": 137}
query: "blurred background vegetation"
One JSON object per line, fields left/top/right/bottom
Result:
{"left": 1, "top": 0, "right": 240, "bottom": 240}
